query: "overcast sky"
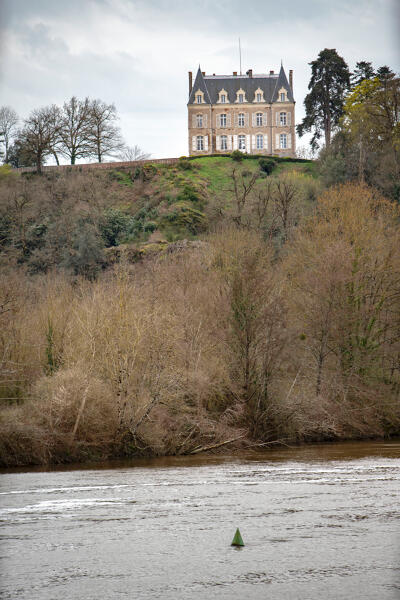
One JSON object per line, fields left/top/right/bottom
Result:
{"left": 0, "top": 0, "right": 399, "bottom": 160}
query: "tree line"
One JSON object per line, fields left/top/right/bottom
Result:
{"left": 297, "top": 49, "right": 399, "bottom": 200}
{"left": 0, "top": 98, "right": 150, "bottom": 173}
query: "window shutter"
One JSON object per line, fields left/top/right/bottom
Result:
{"left": 204, "top": 114, "right": 208, "bottom": 127}
{"left": 217, "top": 115, "right": 220, "bottom": 127}
{"left": 276, "top": 134, "right": 280, "bottom": 149}
{"left": 204, "top": 135, "right": 208, "bottom": 151}
{"left": 245, "top": 113, "right": 249, "bottom": 126}
{"left": 192, "top": 115, "right": 196, "bottom": 128}
{"left": 252, "top": 113, "right": 256, "bottom": 127}
{"left": 287, "top": 134, "right": 291, "bottom": 149}
{"left": 262, "top": 113, "right": 267, "bottom": 126}
{"left": 233, "top": 135, "right": 238, "bottom": 150}
{"left": 227, "top": 114, "right": 232, "bottom": 127}
{"left": 228, "top": 135, "right": 232, "bottom": 150}
{"left": 246, "top": 135, "right": 250, "bottom": 151}
{"left": 287, "top": 112, "right": 291, "bottom": 126}
{"left": 216, "top": 135, "right": 220, "bottom": 151}
{"left": 234, "top": 114, "right": 238, "bottom": 127}
{"left": 252, "top": 134, "right": 256, "bottom": 149}
{"left": 192, "top": 136, "right": 196, "bottom": 151}
{"left": 276, "top": 112, "right": 279, "bottom": 126}
{"left": 264, "top": 135, "right": 268, "bottom": 151}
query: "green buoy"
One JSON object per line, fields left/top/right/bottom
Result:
{"left": 231, "top": 528, "right": 245, "bottom": 546}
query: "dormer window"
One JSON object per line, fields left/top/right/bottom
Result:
{"left": 254, "top": 88, "right": 265, "bottom": 103}
{"left": 195, "top": 89, "right": 205, "bottom": 104}
{"left": 218, "top": 88, "right": 228, "bottom": 104}
{"left": 235, "top": 88, "right": 246, "bottom": 103}
{"left": 280, "top": 93, "right": 285, "bottom": 102}
{"left": 278, "top": 88, "right": 287, "bottom": 102}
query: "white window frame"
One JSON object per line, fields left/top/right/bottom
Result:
{"left": 280, "top": 112, "right": 287, "bottom": 126}
{"left": 238, "top": 135, "right": 246, "bottom": 150}
{"left": 256, "top": 93, "right": 262, "bottom": 102}
{"left": 196, "top": 95, "right": 202, "bottom": 104}
{"left": 280, "top": 92, "right": 286, "bottom": 102}
{"left": 238, "top": 93, "right": 244, "bottom": 103}
{"left": 238, "top": 113, "right": 245, "bottom": 127}
{"left": 221, "top": 135, "right": 228, "bottom": 151}
{"left": 256, "top": 112, "right": 263, "bottom": 127}
{"left": 220, "top": 94, "right": 226, "bottom": 103}
{"left": 197, "top": 135, "right": 204, "bottom": 151}
{"left": 280, "top": 133, "right": 287, "bottom": 149}
{"left": 256, "top": 134, "right": 263, "bottom": 150}
{"left": 196, "top": 114, "right": 203, "bottom": 128}
{"left": 220, "top": 113, "right": 227, "bottom": 127}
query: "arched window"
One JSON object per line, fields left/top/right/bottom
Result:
{"left": 279, "top": 133, "right": 287, "bottom": 149}
{"left": 238, "top": 135, "right": 246, "bottom": 150}
{"left": 196, "top": 114, "right": 203, "bottom": 128}
{"left": 238, "top": 113, "right": 245, "bottom": 127}
{"left": 221, "top": 135, "right": 228, "bottom": 150}
{"left": 256, "top": 112, "right": 263, "bottom": 126}
{"left": 256, "top": 134, "right": 263, "bottom": 149}
{"left": 196, "top": 136, "right": 204, "bottom": 150}
{"left": 219, "top": 113, "right": 227, "bottom": 127}
{"left": 280, "top": 112, "right": 287, "bottom": 126}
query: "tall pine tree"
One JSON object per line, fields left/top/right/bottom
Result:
{"left": 297, "top": 48, "right": 350, "bottom": 150}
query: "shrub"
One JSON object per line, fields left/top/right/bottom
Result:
{"left": 259, "top": 157, "right": 277, "bottom": 174}
{"left": 178, "top": 158, "right": 193, "bottom": 171}
{"left": 231, "top": 150, "right": 244, "bottom": 162}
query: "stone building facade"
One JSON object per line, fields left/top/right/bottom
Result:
{"left": 187, "top": 65, "right": 295, "bottom": 157}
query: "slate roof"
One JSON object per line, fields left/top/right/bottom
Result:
{"left": 188, "top": 65, "right": 294, "bottom": 104}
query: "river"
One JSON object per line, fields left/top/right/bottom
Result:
{"left": 1, "top": 440, "right": 399, "bottom": 599}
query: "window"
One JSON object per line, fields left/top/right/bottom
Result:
{"left": 256, "top": 112, "right": 263, "bottom": 126}
{"left": 221, "top": 135, "right": 228, "bottom": 150}
{"left": 197, "top": 136, "right": 204, "bottom": 151}
{"left": 220, "top": 113, "right": 227, "bottom": 127}
{"left": 196, "top": 95, "right": 202, "bottom": 104}
{"left": 279, "top": 133, "right": 287, "bottom": 149}
{"left": 280, "top": 112, "right": 286, "bottom": 126}
{"left": 196, "top": 114, "right": 203, "bottom": 128}
{"left": 238, "top": 135, "right": 246, "bottom": 150}
{"left": 220, "top": 94, "right": 226, "bottom": 103}
{"left": 256, "top": 134, "right": 263, "bottom": 149}
{"left": 280, "top": 92, "right": 285, "bottom": 102}
{"left": 256, "top": 93, "right": 262, "bottom": 102}
{"left": 238, "top": 113, "right": 245, "bottom": 127}
{"left": 238, "top": 93, "right": 244, "bottom": 103}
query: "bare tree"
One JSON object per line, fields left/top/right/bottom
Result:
{"left": 18, "top": 105, "right": 62, "bottom": 173}
{"left": 0, "top": 106, "right": 19, "bottom": 163}
{"left": 59, "top": 97, "right": 92, "bottom": 164}
{"left": 87, "top": 99, "right": 124, "bottom": 162}
{"left": 117, "top": 144, "right": 151, "bottom": 162}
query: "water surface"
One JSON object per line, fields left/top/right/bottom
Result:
{"left": 1, "top": 440, "right": 399, "bottom": 599}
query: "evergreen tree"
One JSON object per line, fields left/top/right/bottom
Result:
{"left": 351, "top": 61, "right": 375, "bottom": 87}
{"left": 297, "top": 48, "right": 350, "bottom": 150}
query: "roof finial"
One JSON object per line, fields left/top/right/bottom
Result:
{"left": 281, "top": 59, "right": 283, "bottom": 68}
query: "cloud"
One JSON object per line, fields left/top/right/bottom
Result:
{"left": 0, "top": 0, "right": 398, "bottom": 159}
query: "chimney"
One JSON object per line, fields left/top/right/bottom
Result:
{"left": 188, "top": 71, "right": 193, "bottom": 94}
{"left": 233, "top": 71, "right": 237, "bottom": 76}
{"left": 269, "top": 70, "right": 274, "bottom": 75}
{"left": 246, "top": 69, "right": 253, "bottom": 78}
{"left": 202, "top": 71, "right": 205, "bottom": 76}
{"left": 289, "top": 69, "right": 293, "bottom": 90}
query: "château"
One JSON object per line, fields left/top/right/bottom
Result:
{"left": 187, "top": 64, "right": 295, "bottom": 157}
